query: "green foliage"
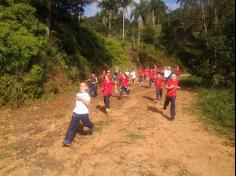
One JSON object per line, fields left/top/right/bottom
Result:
{"left": 180, "top": 76, "right": 235, "bottom": 142}
{"left": 137, "top": 44, "right": 181, "bottom": 68}
{"left": 196, "top": 88, "right": 235, "bottom": 141}
{"left": 54, "top": 22, "right": 133, "bottom": 78}
{"left": 23, "top": 65, "right": 44, "bottom": 98}
{"left": 0, "top": 75, "right": 24, "bottom": 107}
{"left": 179, "top": 76, "right": 203, "bottom": 88}
{"left": 161, "top": 0, "right": 235, "bottom": 89}
{"left": 0, "top": 3, "right": 69, "bottom": 106}
{"left": 142, "top": 27, "right": 158, "bottom": 45}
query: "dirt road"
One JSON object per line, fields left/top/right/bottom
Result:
{"left": 0, "top": 81, "right": 234, "bottom": 176}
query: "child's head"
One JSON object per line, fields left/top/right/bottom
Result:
{"left": 105, "top": 75, "right": 109, "bottom": 82}
{"left": 171, "top": 73, "right": 177, "bottom": 81}
{"left": 80, "top": 82, "right": 88, "bottom": 92}
{"left": 92, "top": 73, "right": 95, "bottom": 77}
{"left": 157, "top": 72, "right": 161, "bottom": 78}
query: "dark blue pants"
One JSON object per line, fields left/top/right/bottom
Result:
{"left": 139, "top": 76, "right": 143, "bottom": 83}
{"left": 149, "top": 78, "right": 154, "bottom": 87}
{"left": 156, "top": 88, "right": 163, "bottom": 100}
{"left": 120, "top": 87, "right": 130, "bottom": 97}
{"left": 164, "top": 96, "right": 176, "bottom": 117}
{"left": 90, "top": 84, "right": 97, "bottom": 97}
{"left": 104, "top": 95, "right": 111, "bottom": 108}
{"left": 64, "top": 113, "right": 94, "bottom": 145}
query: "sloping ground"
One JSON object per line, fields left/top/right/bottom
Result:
{"left": 0, "top": 79, "right": 234, "bottom": 176}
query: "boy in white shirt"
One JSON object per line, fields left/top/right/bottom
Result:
{"left": 63, "top": 82, "right": 94, "bottom": 147}
{"left": 130, "top": 69, "right": 136, "bottom": 85}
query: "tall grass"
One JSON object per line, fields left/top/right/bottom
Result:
{"left": 180, "top": 76, "right": 235, "bottom": 143}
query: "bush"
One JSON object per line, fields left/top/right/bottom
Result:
{"left": 23, "top": 65, "right": 44, "bottom": 98}
{"left": 179, "top": 76, "right": 203, "bottom": 88}
{"left": 0, "top": 75, "right": 25, "bottom": 107}
{"left": 142, "top": 27, "right": 157, "bottom": 44}
{"left": 196, "top": 88, "right": 235, "bottom": 141}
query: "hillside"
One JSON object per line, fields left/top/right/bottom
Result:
{"left": 0, "top": 2, "right": 179, "bottom": 107}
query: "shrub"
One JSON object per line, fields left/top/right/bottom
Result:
{"left": 179, "top": 76, "right": 203, "bottom": 88}
{"left": 0, "top": 75, "right": 24, "bottom": 107}
{"left": 197, "top": 88, "right": 235, "bottom": 130}
{"left": 23, "top": 65, "right": 44, "bottom": 98}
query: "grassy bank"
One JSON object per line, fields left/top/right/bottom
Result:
{"left": 180, "top": 76, "right": 235, "bottom": 143}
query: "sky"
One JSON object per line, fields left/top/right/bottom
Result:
{"left": 84, "top": 0, "right": 179, "bottom": 17}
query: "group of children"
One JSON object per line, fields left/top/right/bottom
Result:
{"left": 63, "top": 65, "right": 181, "bottom": 147}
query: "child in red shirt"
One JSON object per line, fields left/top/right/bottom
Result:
{"left": 101, "top": 75, "right": 114, "bottom": 113}
{"left": 138, "top": 68, "right": 144, "bottom": 85}
{"left": 119, "top": 74, "right": 130, "bottom": 100}
{"left": 153, "top": 65, "right": 158, "bottom": 74}
{"left": 144, "top": 67, "right": 150, "bottom": 80}
{"left": 155, "top": 72, "right": 164, "bottom": 101}
{"left": 99, "top": 70, "right": 106, "bottom": 83}
{"left": 176, "top": 66, "right": 181, "bottom": 78}
{"left": 163, "top": 73, "right": 181, "bottom": 120}
{"left": 149, "top": 69, "right": 155, "bottom": 87}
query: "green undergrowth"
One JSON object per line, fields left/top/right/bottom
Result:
{"left": 180, "top": 76, "right": 235, "bottom": 144}
{"left": 0, "top": 3, "right": 133, "bottom": 108}
{"left": 137, "top": 43, "right": 181, "bottom": 68}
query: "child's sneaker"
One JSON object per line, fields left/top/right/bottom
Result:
{"left": 88, "top": 128, "right": 93, "bottom": 135}
{"left": 105, "top": 108, "right": 110, "bottom": 113}
{"left": 127, "top": 89, "right": 130, "bottom": 95}
{"left": 63, "top": 143, "right": 70, "bottom": 147}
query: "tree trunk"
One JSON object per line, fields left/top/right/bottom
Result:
{"left": 200, "top": 0, "right": 208, "bottom": 36}
{"left": 138, "top": 16, "right": 143, "bottom": 45}
{"left": 132, "top": 26, "right": 135, "bottom": 49}
{"left": 46, "top": 0, "right": 53, "bottom": 40}
{"left": 122, "top": 7, "right": 125, "bottom": 39}
{"left": 152, "top": 10, "right": 155, "bottom": 27}
{"left": 214, "top": 6, "right": 218, "bottom": 32}
{"left": 109, "top": 11, "right": 112, "bottom": 37}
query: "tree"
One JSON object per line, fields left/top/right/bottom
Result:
{"left": 131, "top": 0, "right": 149, "bottom": 44}
{"left": 149, "top": 0, "right": 167, "bottom": 27}
{"left": 98, "top": 0, "right": 119, "bottom": 36}
{"left": 118, "top": 0, "right": 132, "bottom": 39}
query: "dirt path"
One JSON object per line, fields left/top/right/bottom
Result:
{"left": 0, "top": 81, "right": 234, "bottom": 176}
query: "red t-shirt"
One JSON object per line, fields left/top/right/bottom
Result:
{"left": 176, "top": 68, "right": 181, "bottom": 74}
{"left": 120, "top": 77, "right": 129, "bottom": 87}
{"left": 99, "top": 73, "right": 106, "bottom": 81}
{"left": 155, "top": 77, "right": 163, "bottom": 88}
{"left": 101, "top": 81, "right": 114, "bottom": 96}
{"left": 108, "top": 74, "right": 114, "bottom": 81}
{"left": 149, "top": 70, "right": 155, "bottom": 79}
{"left": 145, "top": 68, "right": 149, "bottom": 76}
{"left": 166, "top": 79, "right": 179, "bottom": 96}
{"left": 154, "top": 65, "right": 158, "bottom": 73}
{"left": 118, "top": 73, "right": 123, "bottom": 81}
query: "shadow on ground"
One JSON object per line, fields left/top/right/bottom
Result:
{"left": 147, "top": 106, "right": 172, "bottom": 121}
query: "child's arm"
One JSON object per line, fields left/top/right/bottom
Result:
{"left": 165, "top": 85, "right": 175, "bottom": 89}
{"left": 77, "top": 95, "right": 90, "bottom": 106}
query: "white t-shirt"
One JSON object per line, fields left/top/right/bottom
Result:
{"left": 125, "top": 71, "right": 130, "bottom": 76}
{"left": 164, "top": 69, "right": 171, "bottom": 78}
{"left": 73, "top": 92, "right": 91, "bottom": 114}
{"left": 130, "top": 71, "right": 136, "bottom": 79}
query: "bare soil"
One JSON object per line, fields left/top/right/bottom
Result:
{"left": 0, "top": 79, "right": 234, "bottom": 176}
